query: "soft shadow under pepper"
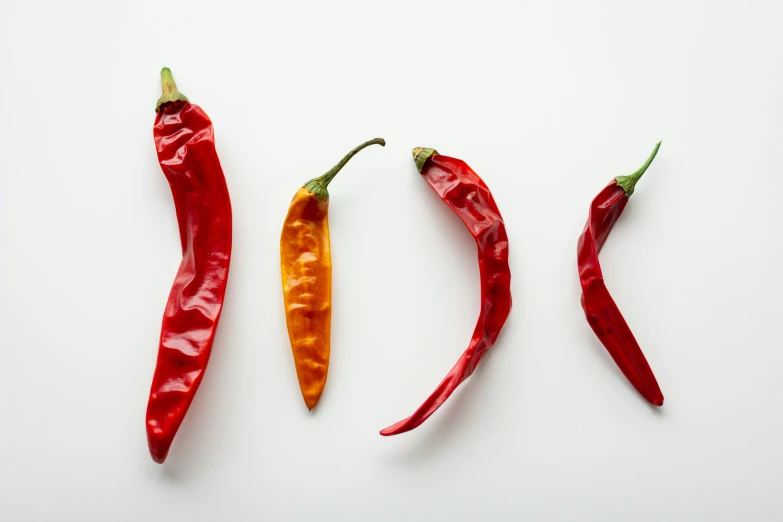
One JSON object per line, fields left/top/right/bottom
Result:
{"left": 577, "top": 141, "right": 664, "bottom": 406}
{"left": 380, "top": 148, "right": 512, "bottom": 436}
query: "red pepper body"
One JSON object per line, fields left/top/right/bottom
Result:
{"left": 381, "top": 149, "right": 511, "bottom": 436}
{"left": 146, "top": 70, "right": 232, "bottom": 463}
{"left": 577, "top": 144, "right": 663, "bottom": 406}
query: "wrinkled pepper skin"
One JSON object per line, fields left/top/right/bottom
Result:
{"left": 146, "top": 69, "right": 232, "bottom": 463}
{"left": 280, "top": 138, "right": 385, "bottom": 410}
{"left": 380, "top": 148, "right": 512, "bottom": 436}
{"left": 577, "top": 142, "right": 663, "bottom": 406}
{"left": 280, "top": 188, "right": 332, "bottom": 410}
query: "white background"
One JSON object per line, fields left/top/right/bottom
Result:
{"left": 1, "top": 0, "right": 782, "bottom": 520}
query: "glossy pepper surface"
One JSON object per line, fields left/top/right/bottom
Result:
{"left": 280, "top": 138, "right": 385, "bottom": 410}
{"left": 577, "top": 142, "right": 663, "bottom": 406}
{"left": 146, "top": 68, "right": 232, "bottom": 463}
{"left": 380, "top": 148, "right": 512, "bottom": 436}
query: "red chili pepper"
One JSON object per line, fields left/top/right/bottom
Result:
{"left": 146, "top": 68, "right": 232, "bottom": 463}
{"left": 380, "top": 148, "right": 511, "bottom": 436}
{"left": 577, "top": 142, "right": 663, "bottom": 406}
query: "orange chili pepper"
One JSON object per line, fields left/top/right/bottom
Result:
{"left": 280, "top": 138, "right": 385, "bottom": 409}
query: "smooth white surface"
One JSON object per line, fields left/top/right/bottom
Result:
{"left": 1, "top": 0, "right": 782, "bottom": 520}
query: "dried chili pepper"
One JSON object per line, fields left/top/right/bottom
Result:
{"left": 280, "top": 138, "right": 385, "bottom": 410}
{"left": 380, "top": 148, "right": 512, "bottom": 436}
{"left": 146, "top": 68, "right": 232, "bottom": 463}
{"left": 577, "top": 142, "right": 664, "bottom": 406}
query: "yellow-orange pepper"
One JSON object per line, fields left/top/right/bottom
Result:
{"left": 280, "top": 138, "right": 385, "bottom": 409}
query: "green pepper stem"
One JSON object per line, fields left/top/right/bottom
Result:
{"left": 615, "top": 141, "right": 662, "bottom": 197}
{"left": 318, "top": 138, "right": 386, "bottom": 187}
{"left": 155, "top": 67, "right": 189, "bottom": 112}
{"left": 304, "top": 138, "right": 386, "bottom": 199}
{"left": 412, "top": 147, "right": 438, "bottom": 173}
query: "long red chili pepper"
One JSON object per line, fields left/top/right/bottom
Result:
{"left": 577, "top": 142, "right": 663, "bottom": 406}
{"left": 146, "top": 68, "right": 232, "bottom": 463}
{"left": 380, "top": 148, "right": 511, "bottom": 436}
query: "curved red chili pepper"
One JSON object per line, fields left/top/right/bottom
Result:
{"left": 380, "top": 148, "right": 511, "bottom": 436}
{"left": 146, "top": 68, "right": 232, "bottom": 463}
{"left": 577, "top": 142, "right": 663, "bottom": 406}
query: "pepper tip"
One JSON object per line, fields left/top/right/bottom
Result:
{"left": 148, "top": 445, "right": 169, "bottom": 464}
